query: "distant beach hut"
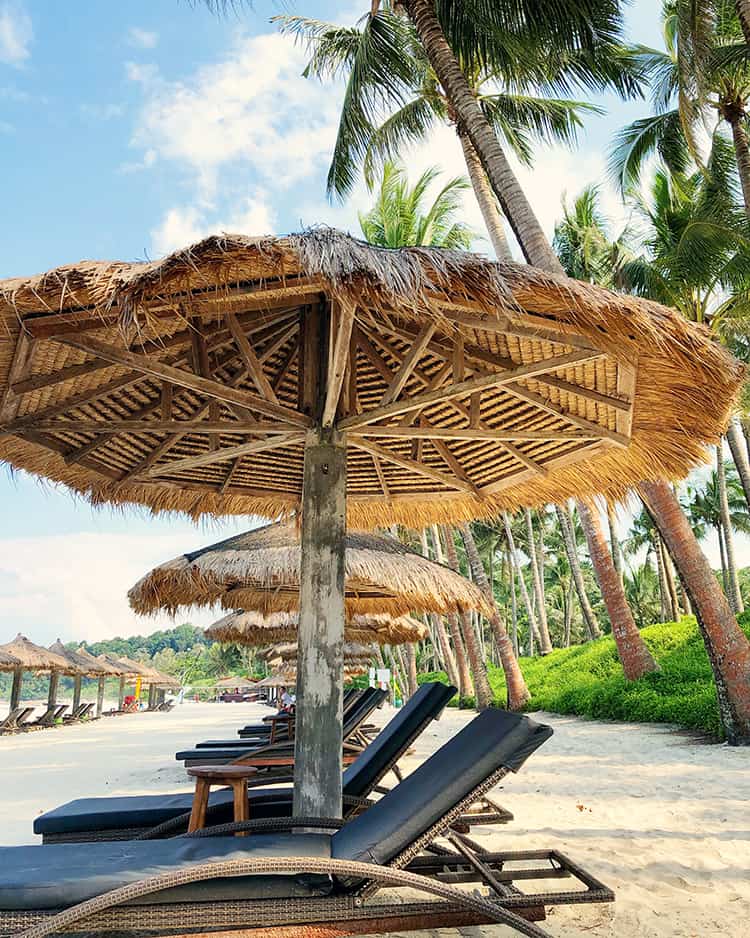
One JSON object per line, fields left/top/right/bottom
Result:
{"left": 0, "top": 634, "right": 75, "bottom": 714}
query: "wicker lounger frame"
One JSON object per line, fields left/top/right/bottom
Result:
{"left": 5, "top": 768, "right": 614, "bottom": 938}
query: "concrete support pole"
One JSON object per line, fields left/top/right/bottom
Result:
{"left": 293, "top": 427, "right": 347, "bottom": 821}
{"left": 72, "top": 676, "right": 82, "bottom": 712}
{"left": 10, "top": 668, "right": 23, "bottom": 710}
{"left": 96, "top": 677, "right": 106, "bottom": 717}
{"left": 47, "top": 672, "right": 59, "bottom": 709}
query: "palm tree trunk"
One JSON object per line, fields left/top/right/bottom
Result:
{"left": 577, "top": 498, "right": 659, "bottom": 680}
{"left": 524, "top": 509, "right": 552, "bottom": 653}
{"left": 729, "top": 115, "right": 750, "bottom": 216}
{"left": 607, "top": 500, "right": 624, "bottom": 585}
{"left": 717, "top": 445, "right": 744, "bottom": 613}
{"left": 555, "top": 504, "right": 601, "bottom": 639}
{"left": 564, "top": 579, "right": 574, "bottom": 647}
{"left": 458, "top": 522, "right": 530, "bottom": 709}
{"left": 718, "top": 523, "right": 729, "bottom": 594}
{"left": 442, "top": 526, "right": 493, "bottom": 708}
{"left": 406, "top": 0, "right": 563, "bottom": 272}
{"left": 419, "top": 530, "right": 459, "bottom": 685}
{"left": 663, "top": 545, "right": 681, "bottom": 619}
{"left": 503, "top": 513, "right": 541, "bottom": 653}
{"left": 727, "top": 420, "right": 750, "bottom": 509}
{"left": 507, "top": 543, "right": 520, "bottom": 656}
{"left": 640, "top": 478, "right": 750, "bottom": 744}
{"left": 737, "top": 0, "right": 750, "bottom": 43}
{"left": 405, "top": 643, "right": 418, "bottom": 697}
{"left": 430, "top": 526, "right": 473, "bottom": 697}
{"left": 457, "top": 129, "right": 513, "bottom": 261}
{"left": 654, "top": 535, "right": 670, "bottom": 622}
{"left": 741, "top": 416, "right": 750, "bottom": 463}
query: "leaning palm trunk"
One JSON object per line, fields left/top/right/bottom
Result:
{"left": 717, "top": 446, "right": 744, "bottom": 613}
{"left": 419, "top": 530, "right": 459, "bottom": 684}
{"left": 524, "top": 509, "right": 552, "bottom": 653}
{"left": 457, "top": 129, "right": 513, "bottom": 260}
{"left": 441, "top": 526, "right": 493, "bottom": 708}
{"left": 406, "top": 0, "right": 563, "bottom": 272}
{"left": 726, "top": 420, "right": 750, "bottom": 510}
{"left": 640, "top": 479, "right": 750, "bottom": 744}
{"left": 555, "top": 504, "right": 601, "bottom": 639}
{"left": 662, "top": 545, "right": 682, "bottom": 618}
{"left": 728, "top": 114, "right": 750, "bottom": 217}
{"left": 405, "top": 643, "right": 418, "bottom": 697}
{"left": 606, "top": 501, "right": 624, "bottom": 585}
{"left": 430, "top": 526, "right": 473, "bottom": 697}
{"left": 577, "top": 498, "right": 659, "bottom": 680}
{"left": 738, "top": 0, "right": 750, "bottom": 43}
{"left": 507, "top": 544, "right": 520, "bottom": 656}
{"left": 503, "top": 513, "right": 542, "bottom": 652}
{"left": 458, "top": 522, "right": 530, "bottom": 710}
{"left": 654, "top": 534, "right": 671, "bottom": 622}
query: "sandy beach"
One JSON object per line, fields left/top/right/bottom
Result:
{"left": 1, "top": 700, "right": 748, "bottom": 937}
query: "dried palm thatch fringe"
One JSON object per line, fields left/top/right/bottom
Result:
{"left": 0, "top": 634, "right": 74, "bottom": 674}
{"left": 0, "top": 648, "right": 21, "bottom": 672}
{"left": 264, "top": 641, "right": 375, "bottom": 666}
{"left": 207, "top": 609, "right": 429, "bottom": 646}
{"left": 0, "top": 229, "right": 744, "bottom": 528}
{"left": 128, "top": 522, "right": 489, "bottom": 618}
{"left": 47, "top": 639, "right": 110, "bottom": 677}
{"left": 75, "top": 646, "right": 123, "bottom": 676}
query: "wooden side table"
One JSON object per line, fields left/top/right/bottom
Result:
{"left": 187, "top": 765, "right": 259, "bottom": 835}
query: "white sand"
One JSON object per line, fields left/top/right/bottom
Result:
{"left": 1, "top": 701, "right": 748, "bottom": 937}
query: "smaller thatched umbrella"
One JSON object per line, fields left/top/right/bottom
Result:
{"left": 265, "top": 641, "right": 374, "bottom": 670}
{"left": 129, "top": 523, "right": 489, "bottom": 619}
{"left": 205, "top": 610, "right": 428, "bottom": 647}
{"left": 96, "top": 654, "right": 142, "bottom": 710}
{"left": 76, "top": 646, "right": 121, "bottom": 717}
{"left": 0, "top": 648, "right": 21, "bottom": 671}
{"left": 48, "top": 640, "right": 105, "bottom": 715}
{"left": 0, "top": 634, "right": 74, "bottom": 713}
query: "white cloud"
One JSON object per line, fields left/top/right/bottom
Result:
{"left": 128, "top": 27, "right": 158, "bottom": 50}
{"left": 151, "top": 192, "right": 276, "bottom": 255}
{"left": 0, "top": 531, "right": 242, "bottom": 645}
{"left": 126, "top": 30, "right": 340, "bottom": 250}
{"left": 0, "top": 1, "right": 32, "bottom": 67}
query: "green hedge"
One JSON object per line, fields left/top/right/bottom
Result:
{"left": 418, "top": 615, "right": 750, "bottom": 740}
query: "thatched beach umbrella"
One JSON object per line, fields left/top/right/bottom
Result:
{"left": 48, "top": 639, "right": 110, "bottom": 715}
{"left": 264, "top": 641, "right": 374, "bottom": 668}
{"left": 75, "top": 646, "right": 121, "bottom": 717}
{"left": 0, "top": 648, "right": 21, "bottom": 671}
{"left": 206, "top": 609, "right": 428, "bottom": 646}
{"left": 0, "top": 634, "right": 74, "bottom": 713}
{"left": 0, "top": 228, "right": 743, "bottom": 818}
{"left": 129, "top": 521, "right": 488, "bottom": 619}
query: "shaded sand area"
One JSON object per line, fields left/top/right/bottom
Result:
{"left": 1, "top": 701, "right": 748, "bottom": 937}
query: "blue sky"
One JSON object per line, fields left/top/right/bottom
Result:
{"left": 2, "top": 0, "right": 714, "bottom": 645}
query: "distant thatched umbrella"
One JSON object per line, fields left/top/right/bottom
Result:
{"left": 75, "top": 646, "right": 121, "bottom": 718}
{"left": 214, "top": 675, "right": 257, "bottom": 689}
{"left": 2, "top": 227, "right": 742, "bottom": 817}
{"left": 205, "top": 610, "right": 428, "bottom": 647}
{"left": 0, "top": 634, "right": 75, "bottom": 713}
{"left": 264, "top": 641, "right": 373, "bottom": 667}
{"left": 129, "top": 522, "right": 488, "bottom": 619}
{"left": 48, "top": 639, "right": 110, "bottom": 714}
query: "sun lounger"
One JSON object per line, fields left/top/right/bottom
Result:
{"left": 178, "top": 688, "right": 387, "bottom": 766}
{"left": 35, "top": 682, "right": 457, "bottom": 844}
{"left": 63, "top": 702, "right": 95, "bottom": 724}
{"left": 1, "top": 709, "right": 613, "bottom": 938}
{"left": 26, "top": 704, "right": 68, "bottom": 729}
{"left": 0, "top": 707, "right": 35, "bottom": 735}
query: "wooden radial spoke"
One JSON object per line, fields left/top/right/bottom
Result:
{"left": 351, "top": 437, "right": 477, "bottom": 495}
{"left": 53, "top": 335, "right": 311, "bottom": 429}
{"left": 378, "top": 322, "right": 436, "bottom": 407}
{"left": 0, "top": 332, "right": 35, "bottom": 423}
{"left": 339, "top": 350, "right": 601, "bottom": 430}
{"left": 227, "top": 313, "right": 279, "bottom": 404}
{"left": 351, "top": 426, "right": 600, "bottom": 441}
{"left": 146, "top": 433, "right": 306, "bottom": 477}
{"left": 431, "top": 438, "right": 480, "bottom": 496}
{"left": 323, "top": 299, "right": 356, "bottom": 428}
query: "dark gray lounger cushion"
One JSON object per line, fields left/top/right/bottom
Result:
{"left": 34, "top": 788, "right": 294, "bottom": 836}
{"left": 332, "top": 708, "right": 552, "bottom": 866}
{"left": 0, "top": 834, "right": 332, "bottom": 910}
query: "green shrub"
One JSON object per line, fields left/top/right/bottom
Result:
{"left": 418, "top": 617, "right": 750, "bottom": 740}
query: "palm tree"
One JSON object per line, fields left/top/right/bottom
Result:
{"left": 554, "top": 503, "right": 602, "bottom": 639}
{"left": 358, "top": 162, "right": 475, "bottom": 248}
{"left": 624, "top": 562, "right": 662, "bottom": 628}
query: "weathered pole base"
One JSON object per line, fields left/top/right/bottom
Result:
{"left": 293, "top": 427, "right": 347, "bottom": 821}
{"left": 47, "top": 672, "right": 59, "bottom": 709}
{"left": 72, "top": 675, "right": 82, "bottom": 713}
{"left": 96, "top": 677, "right": 106, "bottom": 718}
{"left": 117, "top": 676, "right": 126, "bottom": 710}
{"left": 10, "top": 667, "right": 23, "bottom": 711}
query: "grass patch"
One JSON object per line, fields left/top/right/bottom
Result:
{"left": 418, "top": 615, "right": 750, "bottom": 740}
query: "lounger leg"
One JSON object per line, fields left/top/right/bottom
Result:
{"left": 188, "top": 779, "right": 210, "bottom": 833}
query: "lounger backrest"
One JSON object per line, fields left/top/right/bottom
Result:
{"left": 342, "top": 681, "right": 456, "bottom": 799}
{"left": 332, "top": 708, "right": 553, "bottom": 867}
{"left": 342, "top": 687, "right": 386, "bottom": 737}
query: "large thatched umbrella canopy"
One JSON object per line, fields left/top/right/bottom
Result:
{"left": 206, "top": 609, "right": 428, "bottom": 646}
{"left": 129, "top": 521, "right": 489, "bottom": 618}
{"left": 48, "top": 640, "right": 108, "bottom": 677}
{"left": 0, "top": 634, "right": 76, "bottom": 712}
{"left": 0, "top": 228, "right": 742, "bottom": 820}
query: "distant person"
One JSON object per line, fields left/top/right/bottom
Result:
{"left": 279, "top": 686, "right": 295, "bottom": 714}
